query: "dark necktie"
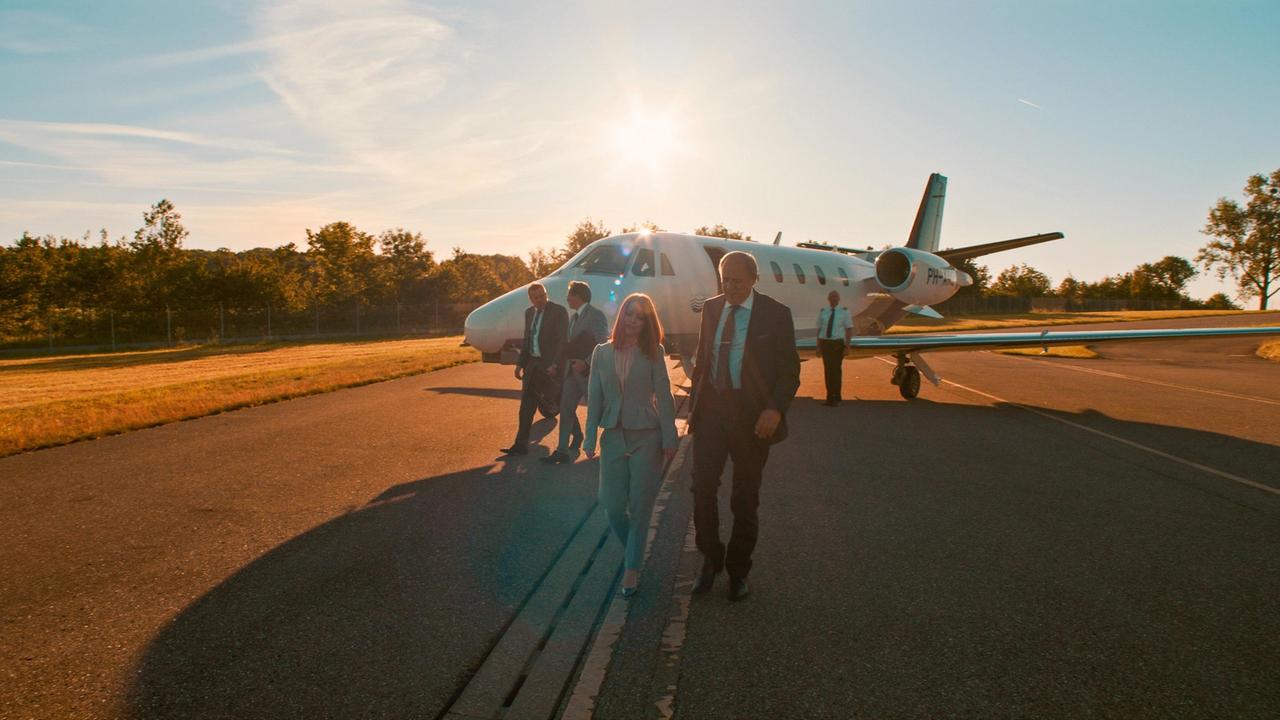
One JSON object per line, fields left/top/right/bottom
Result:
{"left": 531, "top": 309, "right": 542, "bottom": 354}
{"left": 826, "top": 307, "right": 835, "bottom": 339}
{"left": 568, "top": 311, "right": 578, "bottom": 338}
{"left": 715, "top": 304, "right": 739, "bottom": 392}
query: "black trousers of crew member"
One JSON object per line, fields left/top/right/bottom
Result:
{"left": 513, "top": 357, "right": 550, "bottom": 447}
{"left": 692, "top": 387, "right": 771, "bottom": 580}
{"left": 818, "top": 338, "right": 845, "bottom": 402}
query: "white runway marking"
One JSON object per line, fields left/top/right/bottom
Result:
{"left": 997, "top": 353, "right": 1280, "bottom": 406}
{"left": 946, "top": 377, "right": 1280, "bottom": 497}
{"left": 871, "top": 356, "right": 1277, "bottom": 495}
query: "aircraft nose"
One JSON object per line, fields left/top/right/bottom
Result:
{"left": 464, "top": 288, "right": 527, "bottom": 354}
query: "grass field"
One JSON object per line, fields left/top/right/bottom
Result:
{"left": 0, "top": 337, "right": 478, "bottom": 457}
{"left": 3, "top": 309, "right": 1275, "bottom": 457}
{"left": 995, "top": 345, "right": 1100, "bottom": 359}
{"left": 888, "top": 309, "right": 1255, "bottom": 334}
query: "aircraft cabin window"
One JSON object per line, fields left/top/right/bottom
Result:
{"left": 837, "top": 267, "right": 850, "bottom": 286}
{"left": 632, "top": 248, "right": 655, "bottom": 277}
{"left": 572, "top": 245, "right": 630, "bottom": 275}
{"left": 660, "top": 253, "right": 675, "bottom": 276}
{"left": 770, "top": 261, "right": 784, "bottom": 283}
{"left": 793, "top": 263, "right": 806, "bottom": 284}
{"left": 815, "top": 266, "right": 827, "bottom": 285}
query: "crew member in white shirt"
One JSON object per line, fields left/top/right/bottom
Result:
{"left": 816, "top": 291, "right": 853, "bottom": 406}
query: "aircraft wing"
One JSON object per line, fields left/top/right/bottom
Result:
{"left": 821, "top": 325, "right": 1280, "bottom": 358}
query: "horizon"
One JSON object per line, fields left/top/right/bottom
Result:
{"left": 3, "top": 1, "right": 1278, "bottom": 301}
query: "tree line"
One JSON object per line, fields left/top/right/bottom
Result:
{"left": 2, "top": 169, "right": 1275, "bottom": 341}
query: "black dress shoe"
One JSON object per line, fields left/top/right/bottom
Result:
{"left": 728, "top": 576, "right": 750, "bottom": 601}
{"left": 499, "top": 445, "right": 528, "bottom": 455}
{"left": 691, "top": 561, "right": 719, "bottom": 595}
{"left": 540, "top": 451, "right": 571, "bottom": 464}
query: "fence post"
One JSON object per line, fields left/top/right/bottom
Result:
{"left": 315, "top": 301, "right": 320, "bottom": 336}
{"left": 166, "top": 306, "right": 172, "bottom": 345}
{"left": 396, "top": 302, "right": 401, "bottom": 334}
{"left": 434, "top": 302, "right": 439, "bottom": 332}
{"left": 219, "top": 301, "right": 225, "bottom": 343}
{"left": 267, "top": 302, "right": 272, "bottom": 340}
{"left": 109, "top": 309, "right": 116, "bottom": 351}
{"left": 48, "top": 313, "right": 53, "bottom": 352}
{"left": 355, "top": 299, "right": 360, "bottom": 335}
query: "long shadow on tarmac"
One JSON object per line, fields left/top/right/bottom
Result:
{"left": 122, "top": 457, "right": 599, "bottom": 719}
{"left": 119, "top": 400, "right": 1278, "bottom": 719}
{"left": 429, "top": 385, "right": 523, "bottom": 400}
{"left": 598, "top": 398, "right": 1279, "bottom": 719}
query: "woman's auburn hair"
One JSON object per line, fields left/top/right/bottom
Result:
{"left": 610, "top": 292, "right": 664, "bottom": 360}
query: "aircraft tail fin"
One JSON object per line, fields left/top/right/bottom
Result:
{"left": 906, "top": 173, "right": 947, "bottom": 253}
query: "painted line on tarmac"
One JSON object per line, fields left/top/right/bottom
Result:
{"left": 944, "top": 377, "right": 1280, "bottom": 497}
{"left": 562, "top": 375, "right": 695, "bottom": 719}
{"left": 998, "top": 353, "right": 1280, "bottom": 406}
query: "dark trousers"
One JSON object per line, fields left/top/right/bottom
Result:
{"left": 513, "top": 358, "right": 549, "bottom": 446}
{"left": 818, "top": 339, "right": 845, "bottom": 401}
{"left": 692, "top": 388, "right": 770, "bottom": 579}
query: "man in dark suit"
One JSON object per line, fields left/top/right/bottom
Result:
{"left": 501, "top": 282, "right": 568, "bottom": 456}
{"left": 543, "top": 281, "right": 611, "bottom": 465}
{"left": 689, "top": 251, "right": 801, "bottom": 601}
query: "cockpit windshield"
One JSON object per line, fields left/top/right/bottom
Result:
{"left": 571, "top": 245, "right": 631, "bottom": 275}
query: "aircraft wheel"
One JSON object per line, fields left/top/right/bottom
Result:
{"left": 898, "top": 366, "right": 921, "bottom": 399}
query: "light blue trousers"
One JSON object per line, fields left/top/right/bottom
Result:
{"left": 598, "top": 427, "right": 663, "bottom": 570}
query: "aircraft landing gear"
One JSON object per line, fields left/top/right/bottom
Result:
{"left": 891, "top": 362, "right": 921, "bottom": 399}
{"left": 889, "top": 352, "right": 937, "bottom": 400}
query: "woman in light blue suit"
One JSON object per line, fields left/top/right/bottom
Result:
{"left": 583, "top": 293, "right": 679, "bottom": 597}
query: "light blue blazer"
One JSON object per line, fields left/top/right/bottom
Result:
{"left": 583, "top": 342, "right": 679, "bottom": 455}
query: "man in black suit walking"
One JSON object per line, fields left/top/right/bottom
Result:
{"left": 689, "top": 251, "right": 801, "bottom": 600}
{"left": 502, "top": 282, "right": 568, "bottom": 456}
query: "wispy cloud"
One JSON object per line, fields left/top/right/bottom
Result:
{"left": 1017, "top": 98, "right": 1044, "bottom": 110}
{"left": 0, "top": 10, "right": 96, "bottom": 55}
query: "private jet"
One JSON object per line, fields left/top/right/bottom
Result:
{"left": 463, "top": 174, "right": 1280, "bottom": 398}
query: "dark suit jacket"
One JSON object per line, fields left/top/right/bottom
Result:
{"left": 517, "top": 301, "right": 568, "bottom": 369}
{"left": 690, "top": 291, "right": 801, "bottom": 444}
{"left": 559, "top": 303, "right": 610, "bottom": 368}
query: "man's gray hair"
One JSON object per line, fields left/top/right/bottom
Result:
{"left": 719, "top": 251, "right": 758, "bottom": 279}
{"left": 567, "top": 280, "right": 591, "bottom": 302}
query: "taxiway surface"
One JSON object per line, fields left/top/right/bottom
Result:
{"left": 1, "top": 315, "right": 1277, "bottom": 718}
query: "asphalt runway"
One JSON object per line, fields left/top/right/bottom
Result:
{"left": 1, "top": 315, "right": 1278, "bottom": 718}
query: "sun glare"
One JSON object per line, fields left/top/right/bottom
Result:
{"left": 611, "top": 100, "right": 684, "bottom": 172}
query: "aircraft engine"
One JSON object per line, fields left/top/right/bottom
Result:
{"left": 874, "top": 247, "right": 973, "bottom": 306}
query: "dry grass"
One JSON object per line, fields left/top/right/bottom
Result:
{"left": 889, "top": 309, "right": 1256, "bottom": 334}
{"left": 0, "top": 337, "right": 478, "bottom": 457}
{"left": 1259, "top": 340, "right": 1280, "bottom": 362}
{"left": 996, "top": 345, "right": 1100, "bottom": 359}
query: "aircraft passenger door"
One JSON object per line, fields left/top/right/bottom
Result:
{"left": 703, "top": 247, "right": 726, "bottom": 292}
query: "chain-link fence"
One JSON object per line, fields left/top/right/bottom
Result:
{"left": 1, "top": 302, "right": 482, "bottom": 353}
{"left": 934, "top": 295, "right": 1189, "bottom": 315}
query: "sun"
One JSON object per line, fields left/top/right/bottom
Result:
{"left": 610, "top": 99, "right": 684, "bottom": 172}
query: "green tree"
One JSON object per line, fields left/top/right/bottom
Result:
{"left": 128, "top": 199, "right": 194, "bottom": 309}
{"left": 693, "top": 224, "right": 752, "bottom": 242}
{"left": 1199, "top": 169, "right": 1280, "bottom": 309}
{"left": 1131, "top": 256, "right": 1196, "bottom": 302}
{"left": 563, "top": 218, "right": 612, "bottom": 260}
{"left": 306, "top": 221, "right": 377, "bottom": 306}
{"left": 1201, "top": 292, "right": 1239, "bottom": 310}
{"left": 620, "top": 220, "right": 663, "bottom": 233}
{"left": 989, "top": 263, "right": 1053, "bottom": 297}
{"left": 378, "top": 228, "right": 434, "bottom": 304}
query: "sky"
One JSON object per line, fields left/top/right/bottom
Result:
{"left": 2, "top": 0, "right": 1278, "bottom": 301}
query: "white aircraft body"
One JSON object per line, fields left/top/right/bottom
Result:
{"left": 464, "top": 174, "right": 1280, "bottom": 398}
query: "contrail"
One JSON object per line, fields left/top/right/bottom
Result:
{"left": 1017, "top": 98, "right": 1043, "bottom": 110}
